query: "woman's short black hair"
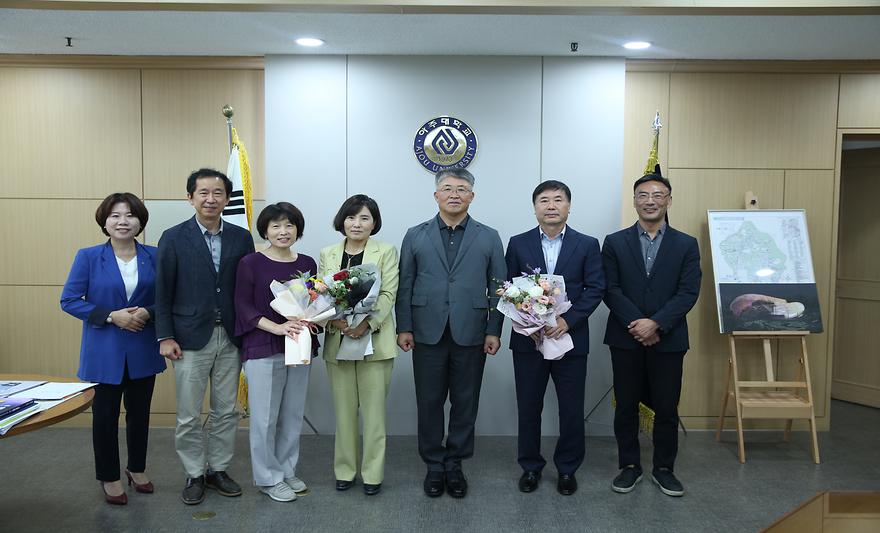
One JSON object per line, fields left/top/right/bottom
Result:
{"left": 633, "top": 173, "right": 672, "bottom": 193}
{"left": 256, "top": 202, "right": 305, "bottom": 240}
{"left": 95, "top": 192, "right": 149, "bottom": 237}
{"left": 332, "top": 195, "right": 382, "bottom": 236}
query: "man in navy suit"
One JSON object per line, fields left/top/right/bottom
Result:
{"left": 155, "top": 168, "right": 255, "bottom": 505}
{"left": 505, "top": 180, "right": 605, "bottom": 496}
{"left": 602, "top": 173, "right": 701, "bottom": 497}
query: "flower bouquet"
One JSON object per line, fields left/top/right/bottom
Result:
{"left": 496, "top": 268, "right": 573, "bottom": 360}
{"left": 268, "top": 277, "right": 338, "bottom": 365}
{"left": 321, "top": 264, "right": 381, "bottom": 361}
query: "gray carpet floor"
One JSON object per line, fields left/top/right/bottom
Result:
{"left": 1, "top": 399, "right": 878, "bottom": 532}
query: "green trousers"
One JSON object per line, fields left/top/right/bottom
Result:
{"left": 325, "top": 358, "right": 394, "bottom": 484}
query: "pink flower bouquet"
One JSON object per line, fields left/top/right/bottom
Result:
{"left": 496, "top": 268, "right": 573, "bottom": 360}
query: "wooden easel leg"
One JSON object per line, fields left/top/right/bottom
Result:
{"left": 716, "top": 361, "right": 733, "bottom": 441}
{"left": 809, "top": 415, "right": 820, "bottom": 464}
{"left": 735, "top": 401, "right": 746, "bottom": 463}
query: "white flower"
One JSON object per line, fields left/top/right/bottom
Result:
{"left": 527, "top": 285, "right": 544, "bottom": 298}
{"left": 533, "top": 303, "right": 548, "bottom": 315}
{"left": 349, "top": 276, "right": 359, "bottom": 285}
{"left": 504, "top": 286, "right": 521, "bottom": 298}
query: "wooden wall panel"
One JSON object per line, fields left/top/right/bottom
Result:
{"left": 0, "top": 68, "right": 142, "bottom": 199}
{"left": 665, "top": 168, "right": 785, "bottom": 417}
{"left": 832, "top": 298, "right": 880, "bottom": 396}
{"left": 142, "top": 69, "right": 265, "bottom": 200}
{"left": 622, "top": 71, "right": 670, "bottom": 225}
{"left": 0, "top": 286, "right": 81, "bottom": 376}
{"left": 0, "top": 199, "right": 106, "bottom": 285}
{"left": 836, "top": 148, "right": 880, "bottom": 281}
{"left": 779, "top": 170, "right": 835, "bottom": 417}
{"left": 838, "top": 75, "right": 880, "bottom": 128}
{"left": 668, "top": 73, "right": 839, "bottom": 170}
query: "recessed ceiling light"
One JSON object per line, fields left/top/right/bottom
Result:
{"left": 623, "top": 41, "right": 652, "bottom": 50}
{"left": 295, "top": 37, "right": 324, "bottom": 47}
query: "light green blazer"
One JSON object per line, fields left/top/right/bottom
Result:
{"left": 318, "top": 238, "right": 399, "bottom": 362}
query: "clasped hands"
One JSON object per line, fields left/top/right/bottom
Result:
{"left": 628, "top": 318, "right": 660, "bottom": 346}
{"left": 331, "top": 319, "right": 370, "bottom": 340}
{"left": 109, "top": 306, "right": 150, "bottom": 332}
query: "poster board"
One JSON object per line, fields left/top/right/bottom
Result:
{"left": 707, "top": 209, "right": 823, "bottom": 333}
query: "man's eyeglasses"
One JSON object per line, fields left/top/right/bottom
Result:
{"left": 438, "top": 186, "right": 473, "bottom": 196}
{"left": 634, "top": 192, "right": 669, "bottom": 202}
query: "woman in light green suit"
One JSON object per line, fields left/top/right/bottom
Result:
{"left": 319, "top": 195, "right": 399, "bottom": 496}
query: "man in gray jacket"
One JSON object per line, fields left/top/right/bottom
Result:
{"left": 396, "top": 168, "right": 506, "bottom": 499}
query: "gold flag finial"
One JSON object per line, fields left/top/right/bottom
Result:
{"left": 643, "top": 111, "right": 662, "bottom": 175}
{"left": 222, "top": 104, "right": 234, "bottom": 119}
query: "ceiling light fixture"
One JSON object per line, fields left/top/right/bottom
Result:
{"left": 295, "top": 37, "right": 324, "bottom": 47}
{"left": 623, "top": 41, "right": 652, "bottom": 50}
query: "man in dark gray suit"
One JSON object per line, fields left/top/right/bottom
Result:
{"left": 156, "top": 168, "right": 255, "bottom": 505}
{"left": 396, "top": 168, "right": 506, "bottom": 499}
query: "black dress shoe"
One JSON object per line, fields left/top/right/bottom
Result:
{"left": 519, "top": 471, "right": 541, "bottom": 493}
{"left": 446, "top": 470, "right": 468, "bottom": 498}
{"left": 205, "top": 470, "right": 242, "bottom": 497}
{"left": 336, "top": 479, "right": 355, "bottom": 491}
{"left": 181, "top": 476, "right": 206, "bottom": 505}
{"left": 363, "top": 483, "right": 382, "bottom": 496}
{"left": 423, "top": 471, "right": 445, "bottom": 498}
{"left": 557, "top": 473, "right": 577, "bottom": 496}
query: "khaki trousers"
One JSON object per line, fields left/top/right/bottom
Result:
{"left": 325, "top": 358, "right": 393, "bottom": 484}
{"left": 172, "top": 325, "right": 241, "bottom": 478}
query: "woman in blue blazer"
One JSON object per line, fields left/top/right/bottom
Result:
{"left": 61, "top": 193, "right": 166, "bottom": 505}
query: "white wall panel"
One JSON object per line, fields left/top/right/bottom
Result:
{"left": 265, "top": 55, "right": 624, "bottom": 436}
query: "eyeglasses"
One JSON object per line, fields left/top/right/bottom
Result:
{"left": 634, "top": 192, "right": 669, "bottom": 202}
{"left": 437, "top": 186, "right": 472, "bottom": 196}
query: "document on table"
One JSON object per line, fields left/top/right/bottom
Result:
{"left": 8, "top": 382, "right": 96, "bottom": 400}
{"left": 0, "top": 380, "right": 46, "bottom": 397}
{"left": 0, "top": 395, "right": 83, "bottom": 436}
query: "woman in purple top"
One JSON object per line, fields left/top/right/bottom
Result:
{"left": 234, "top": 202, "right": 316, "bottom": 503}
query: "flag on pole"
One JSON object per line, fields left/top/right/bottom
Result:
{"left": 223, "top": 126, "right": 254, "bottom": 231}
{"left": 644, "top": 111, "right": 662, "bottom": 176}
{"left": 223, "top": 126, "right": 254, "bottom": 416}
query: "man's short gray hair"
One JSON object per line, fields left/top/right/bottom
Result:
{"left": 434, "top": 168, "right": 475, "bottom": 188}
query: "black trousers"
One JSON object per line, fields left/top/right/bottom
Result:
{"left": 610, "top": 346, "right": 685, "bottom": 472}
{"left": 513, "top": 350, "right": 587, "bottom": 475}
{"left": 92, "top": 365, "right": 156, "bottom": 481}
{"left": 412, "top": 326, "right": 486, "bottom": 472}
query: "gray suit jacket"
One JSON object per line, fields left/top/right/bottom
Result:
{"left": 155, "top": 216, "right": 255, "bottom": 350}
{"left": 396, "top": 215, "right": 506, "bottom": 346}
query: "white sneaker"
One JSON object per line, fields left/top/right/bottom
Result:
{"left": 260, "top": 482, "right": 297, "bottom": 502}
{"left": 284, "top": 476, "right": 308, "bottom": 493}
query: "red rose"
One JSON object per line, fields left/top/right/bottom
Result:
{"left": 333, "top": 270, "right": 349, "bottom": 281}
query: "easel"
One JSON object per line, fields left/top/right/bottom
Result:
{"left": 715, "top": 331, "right": 820, "bottom": 463}
{"left": 714, "top": 191, "right": 820, "bottom": 463}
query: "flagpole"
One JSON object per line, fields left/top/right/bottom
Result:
{"left": 222, "top": 104, "right": 234, "bottom": 152}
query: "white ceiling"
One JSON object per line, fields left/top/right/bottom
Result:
{"left": 0, "top": 8, "right": 878, "bottom": 59}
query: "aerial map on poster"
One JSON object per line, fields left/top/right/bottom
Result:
{"left": 707, "top": 210, "right": 823, "bottom": 334}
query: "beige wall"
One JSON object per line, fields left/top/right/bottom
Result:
{"left": 3, "top": 57, "right": 879, "bottom": 431}
{"left": 0, "top": 59, "right": 265, "bottom": 423}
{"left": 623, "top": 63, "right": 880, "bottom": 430}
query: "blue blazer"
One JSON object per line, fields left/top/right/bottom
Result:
{"left": 61, "top": 242, "right": 166, "bottom": 384}
{"left": 601, "top": 223, "right": 702, "bottom": 352}
{"left": 505, "top": 226, "right": 605, "bottom": 355}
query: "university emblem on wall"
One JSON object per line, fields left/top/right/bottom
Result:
{"left": 413, "top": 116, "right": 478, "bottom": 173}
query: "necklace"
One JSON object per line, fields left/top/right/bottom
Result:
{"left": 342, "top": 249, "right": 364, "bottom": 270}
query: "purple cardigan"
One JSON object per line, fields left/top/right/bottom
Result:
{"left": 234, "top": 251, "right": 317, "bottom": 361}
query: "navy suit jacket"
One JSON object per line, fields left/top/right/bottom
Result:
{"left": 505, "top": 226, "right": 605, "bottom": 355}
{"left": 61, "top": 241, "right": 166, "bottom": 384}
{"left": 155, "top": 216, "right": 255, "bottom": 350}
{"left": 601, "top": 223, "right": 701, "bottom": 352}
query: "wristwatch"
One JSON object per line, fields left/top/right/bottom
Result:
{"left": 106, "top": 314, "right": 113, "bottom": 324}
